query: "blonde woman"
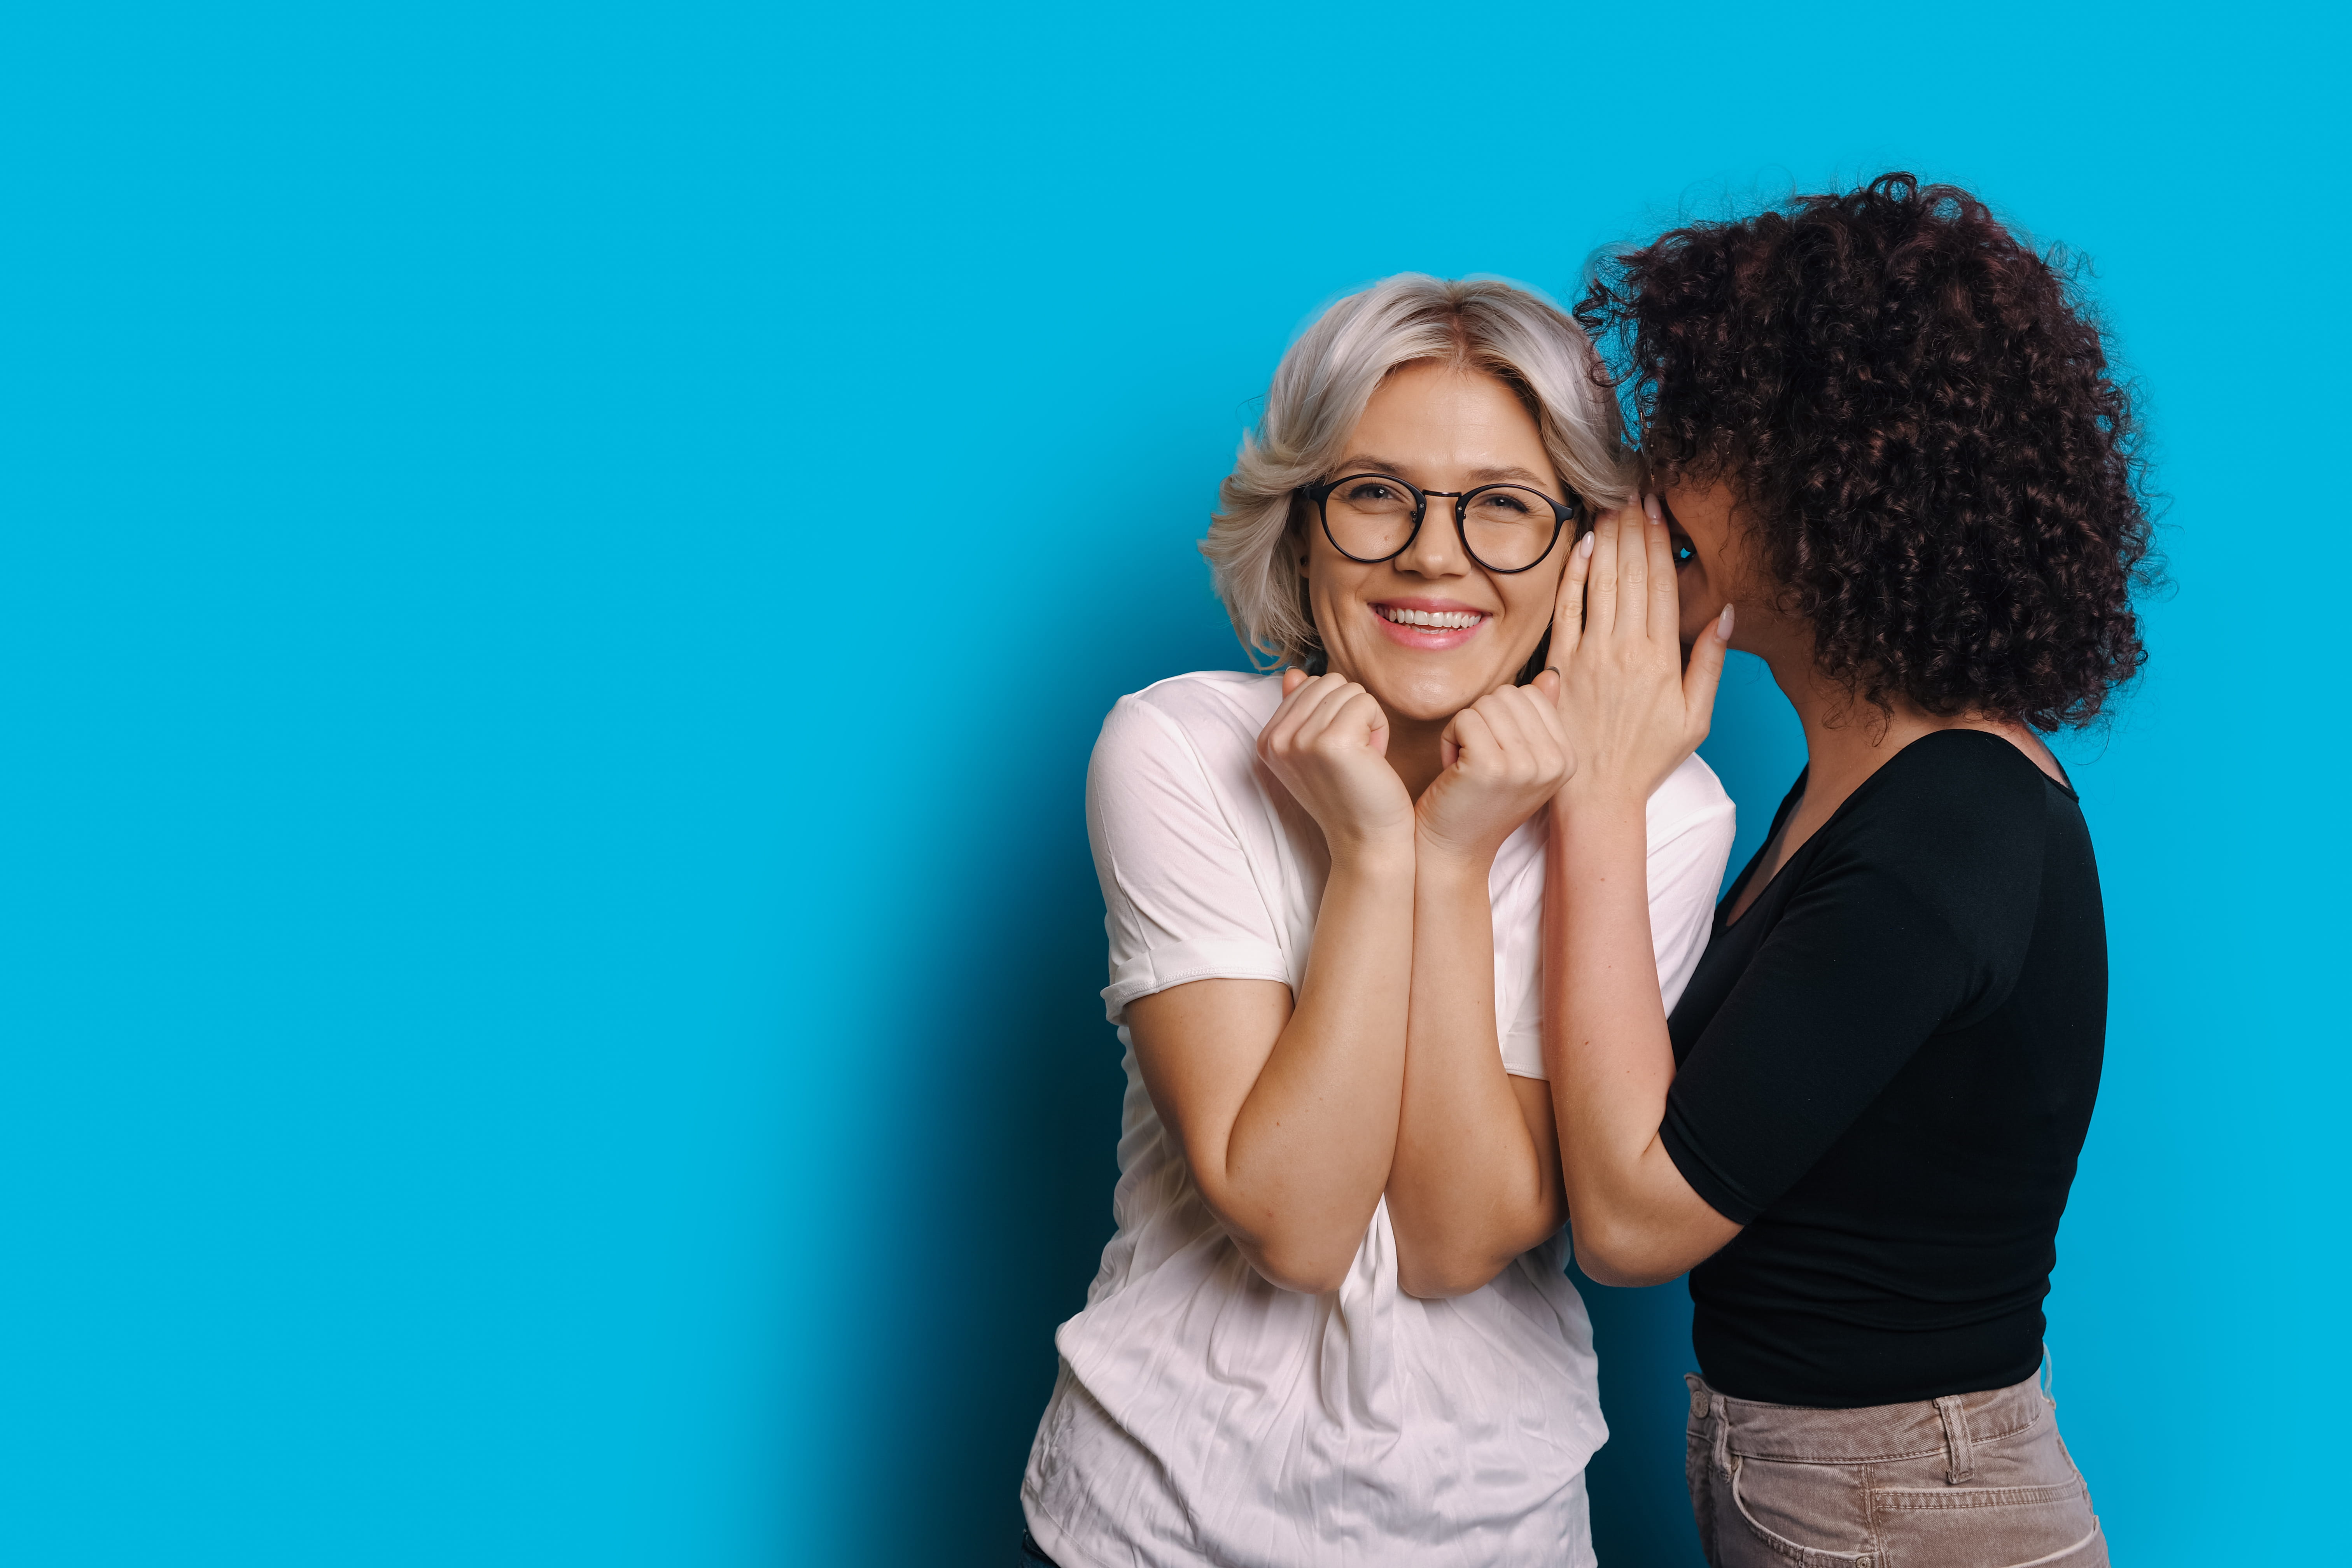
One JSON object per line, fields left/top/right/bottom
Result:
{"left": 1019, "top": 276, "right": 1736, "bottom": 1567}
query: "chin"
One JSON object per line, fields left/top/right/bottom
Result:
{"left": 1369, "top": 667, "right": 1487, "bottom": 722}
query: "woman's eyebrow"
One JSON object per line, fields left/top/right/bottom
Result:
{"left": 1333, "top": 457, "right": 1554, "bottom": 487}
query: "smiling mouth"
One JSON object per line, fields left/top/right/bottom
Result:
{"left": 1374, "top": 605, "right": 1489, "bottom": 630}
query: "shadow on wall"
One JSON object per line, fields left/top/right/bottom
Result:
{"left": 846, "top": 576, "right": 1235, "bottom": 1566}
{"left": 859, "top": 638, "right": 1800, "bottom": 1567}
{"left": 889, "top": 826, "right": 1127, "bottom": 1566}
{"left": 1570, "top": 1260, "right": 1706, "bottom": 1566}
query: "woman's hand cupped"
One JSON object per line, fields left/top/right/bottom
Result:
{"left": 1414, "top": 684, "right": 1575, "bottom": 870}
{"left": 1537, "top": 499, "right": 1733, "bottom": 811}
{"left": 1257, "top": 670, "right": 1417, "bottom": 859}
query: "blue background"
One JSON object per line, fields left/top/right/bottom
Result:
{"left": 3, "top": 2, "right": 2345, "bottom": 1562}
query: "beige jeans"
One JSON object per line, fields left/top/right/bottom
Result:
{"left": 1685, "top": 1367, "right": 2105, "bottom": 1567}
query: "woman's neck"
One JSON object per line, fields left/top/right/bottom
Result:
{"left": 1762, "top": 639, "right": 2065, "bottom": 811}
{"left": 1384, "top": 714, "right": 1448, "bottom": 802}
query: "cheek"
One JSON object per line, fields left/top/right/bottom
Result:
{"left": 1306, "top": 560, "right": 1371, "bottom": 623}
{"left": 1695, "top": 525, "right": 1762, "bottom": 602}
{"left": 1675, "top": 569, "right": 1712, "bottom": 637}
{"left": 1680, "top": 534, "right": 1733, "bottom": 595}
{"left": 1675, "top": 556, "right": 1706, "bottom": 603}
{"left": 1500, "top": 578, "right": 1561, "bottom": 647}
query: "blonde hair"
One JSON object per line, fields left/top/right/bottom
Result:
{"left": 1203, "top": 273, "right": 1632, "bottom": 669}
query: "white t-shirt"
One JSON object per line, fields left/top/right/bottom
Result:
{"left": 1022, "top": 670, "right": 1736, "bottom": 1568}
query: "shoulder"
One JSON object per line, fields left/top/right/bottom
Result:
{"left": 1823, "top": 730, "right": 2056, "bottom": 929}
{"left": 1648, "top": 751, "right": 1737, "bottom": 843}
{"left": 1122, "top": 668, "right": 1284, "bottom": 728}
{"left": 1861, "top": 729, "right": 2054, "bottom": 831}
{"left": 1092, "top": 670, "right": 1283, "bottom": 788}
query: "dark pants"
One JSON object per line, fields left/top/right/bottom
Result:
{"left": 1018, "top": 1528, "right": 1059, "bottom": 1566}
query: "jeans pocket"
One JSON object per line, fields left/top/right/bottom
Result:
{"left": 1870, "top": 1480, "right": 2104, "bottom": 1568}
{"left": 1726, "top": 1458, "right": 1874, "bottom": 1566}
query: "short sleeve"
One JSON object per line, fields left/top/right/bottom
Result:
{"left": 1661, "top": 746, "right": 2046, "bottom": 1224}
{"left": 1645, "top": 754, "right": 1738, "bottom": 1015}
{"left": 1088, "top": 693, "right": 1292, "bottom": 1025}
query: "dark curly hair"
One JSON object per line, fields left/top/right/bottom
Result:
{"left": 1575, "top": 173, "right": 2158, "bottom": 729}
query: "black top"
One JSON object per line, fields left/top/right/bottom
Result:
{"left": 1662, "top": 730, "right": 2106, "bottom": 1408}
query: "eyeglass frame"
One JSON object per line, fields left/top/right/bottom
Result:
{"left": 1295, "top": 472, "right": 1585, "bottom": 575}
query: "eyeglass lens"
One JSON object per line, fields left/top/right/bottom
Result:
{"left": 1321, "top": 475, "right": 1565, "bottom": 571}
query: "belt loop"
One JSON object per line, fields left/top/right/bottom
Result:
{"left": 1710, "top": 1393, "right": 1733, "bottom": 1479}
{"left": 1933, "top": 1394, "right": 1974, "bottom": 1485}
{"left": 2039, "top": 1340, "right": 2055, "bottom": 1406}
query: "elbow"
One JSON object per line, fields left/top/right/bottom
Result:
{"left": 1395, "top": 1219, "right": 1552, "bottom": 1299}
{"left": 1393, "top": 1204, "right": 1563, "bottom": 1299}
{"left": 1196, "top": 1181, "right": 1365, "bottom": 1294}
{"left": 1396, "top": 1250, "right": 1508, "bottom": 1300}
{"left": 1248, "top": 1238, "right": 1354, "bottom": 1296}
{"left": 1568, "top": 1215, "right": 1685, "bottom": 1290}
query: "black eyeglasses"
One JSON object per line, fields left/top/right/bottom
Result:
{"left": 1297, "top": 473, "right": 1582, "bottom": 574}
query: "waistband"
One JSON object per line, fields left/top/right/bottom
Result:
{"left": 1686, "top": 1367, "right": 2049, "bottom": 1468}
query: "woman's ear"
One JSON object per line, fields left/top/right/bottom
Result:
{"left": 1292, "top": 541, "right": 1325, "bottom": 677}
{"left": 1289, "top": 498, "right": 1316, "bottom": 576}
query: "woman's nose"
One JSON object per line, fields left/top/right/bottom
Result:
{"left": 1396, "top": 498, "right": 1470, "bottom": 577}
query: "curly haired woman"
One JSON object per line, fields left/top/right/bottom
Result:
{"left": 1539, "top": 175, "right": 2154, "bottom": 1567}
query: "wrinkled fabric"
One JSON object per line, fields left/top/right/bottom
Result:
{"left": 1022, "top": 671, "right": 1736, "bottom": 1568}
{"left": 1685, "top": 1368, "right": 2105, "bottom": 1568}
{"left": 1664, "top": 733, "right": 2105, "bottom": 1407}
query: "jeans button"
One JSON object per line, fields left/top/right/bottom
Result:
{"left": 1857, "top": 1558, "right": 1873, "bottom": 1567}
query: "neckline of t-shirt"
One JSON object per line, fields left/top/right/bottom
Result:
{"left": 1720, "top": 730, "right": 2074, "bottom": 934}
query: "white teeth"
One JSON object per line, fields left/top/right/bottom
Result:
{"left": 1376, "top": 606, "right": 1486, "bottom": 630}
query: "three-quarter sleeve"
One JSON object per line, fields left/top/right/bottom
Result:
{"left": 1088, "top": 694, "right": 1291, "bottom": 1025}
{"left": 1661, "top": 764, "right": 2046, "bottom": 1225}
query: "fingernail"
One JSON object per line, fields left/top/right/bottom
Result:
{"left": 1717, "top": 602, "right": 1736, "bottom": 639}
{"left": 1578, "top": 531, "right": 1595, "bottom": 559}
{"left": 1643, "top": 493, "right": 1662, "bottom": 522}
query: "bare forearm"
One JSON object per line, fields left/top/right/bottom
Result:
{"left": 1542, "top": 796, "right": 1697, "bottom": 1279}
{"left": 1386, "top": 846, "right": 1562, "bottom": 1297}
{"left": 1218, "top": 847, "right": 1416, "bottom": 1285}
